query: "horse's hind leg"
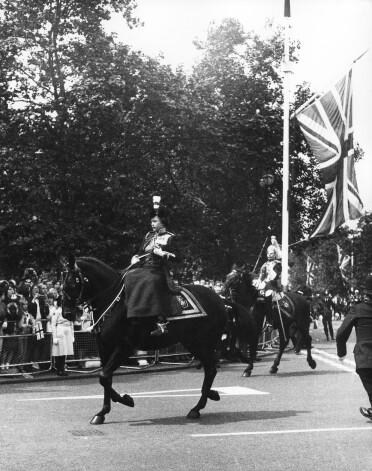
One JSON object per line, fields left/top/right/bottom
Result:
{"left": 187, "top": 348, "right": 220, "bottom": 419}
{"left": 304, "top": 332, "right": 316, "bottom": 370}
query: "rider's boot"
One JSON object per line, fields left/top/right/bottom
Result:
{"left": 150, "top": 317, "right": 169, "bottom": 336}
{"left": 264, "top": 295, "right": 273, "bottom": 331}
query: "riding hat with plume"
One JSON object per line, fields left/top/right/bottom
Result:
{"left": 149, "top": 196, "right": 169, "bottom": 223}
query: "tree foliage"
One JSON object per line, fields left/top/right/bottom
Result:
{"left": 0, "top": 2, "right": 370, "bottom": 288}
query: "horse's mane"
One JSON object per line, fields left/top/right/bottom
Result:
{"left": 77, "top": 256, "right": 120, "bottom": 280}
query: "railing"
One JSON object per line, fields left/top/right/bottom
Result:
{"left": 0, "top": 330, "right": 193, "bottom": 376}
{"left": 0, "top": 325, "right": 276, "bottom": 376}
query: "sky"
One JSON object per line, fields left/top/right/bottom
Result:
{"left": 105, "top": 0, "right": 372, "bottom": 212}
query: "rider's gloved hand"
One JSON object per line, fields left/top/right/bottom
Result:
{"left": 154, "top": 247, "right": 175, "bottom": 258}
{"left": 131, "top": 255, "right": 140, "bottom": 265}
{"left": 153, "top": 247, "right": 165, "bottom": 257}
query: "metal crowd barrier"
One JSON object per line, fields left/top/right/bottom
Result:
{"left": 0, "top": 330, "right": 193, "bottom": 376}
{"left": 0, "top": 325, "right": 278, "bottom": 377}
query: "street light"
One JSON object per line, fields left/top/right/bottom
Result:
{"left": 259, "top": 172, "right": 275, "bottom": 188}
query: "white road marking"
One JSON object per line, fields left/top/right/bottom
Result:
{"left": 17, "top": 386, "right": 269, "bottom": 402}
{"left": 312, "top": 348, "right": 356, "bottom": 366}
{"left": 311, "top": 350, "right": 356, "bottom": 374}
{"left": 191, "top": 426, "right": 372, "bottom": 438}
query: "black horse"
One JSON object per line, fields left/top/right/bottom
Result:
{"left": 221, "top": 268, "right": 317, "bottom": 374}
{"left": 62, "top": 255, "right": 257, "bottom": 424}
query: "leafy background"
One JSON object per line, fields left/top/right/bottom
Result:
{"left": 0, "top": 1, "right": 371, "bottom": 294}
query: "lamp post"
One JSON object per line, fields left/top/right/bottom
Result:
{"left": 259, "top": 171, "right": 275, "bottom": 236}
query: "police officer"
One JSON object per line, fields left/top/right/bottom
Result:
{"left": 256, "top": 236, "right": 282, "bottom": 327}
{"left": 336, "top": 273, "right": 372, "bottom": 421}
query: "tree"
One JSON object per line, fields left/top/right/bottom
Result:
{"left": 0, "top": 8, "right": 339, "bottom": 282}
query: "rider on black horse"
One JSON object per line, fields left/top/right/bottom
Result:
{"left": 124, "top": 196, "right": 181, "bottom": 340}
{"left": 256, "top": 235, "right": 282, "bottom": 329}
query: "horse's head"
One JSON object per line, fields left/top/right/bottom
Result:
{"left": 221, "top": 267, "right": 257, "bottom": 304}
{"left": 61, "top": 254, "right": 92, "bottom": 322}
{"left": 61, "top": 254, "right": 122, "bottom": 323}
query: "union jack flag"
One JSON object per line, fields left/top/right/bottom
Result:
{"left": 296, "top": 69, "right": 364, "bottom": 237}
{"left": 306, "top": 256, "right": 317, "bottom": 287}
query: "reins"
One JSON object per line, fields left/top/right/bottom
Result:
{"left": 63, "top": 254, "right": 150, "bottom": 333}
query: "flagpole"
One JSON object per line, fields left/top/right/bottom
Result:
{"left": 281, "top": 0, "right": 291, "bottom": 292}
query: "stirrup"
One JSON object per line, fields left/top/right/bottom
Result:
{"left": 150, "top": 322, "right": 169, "bottom": 336}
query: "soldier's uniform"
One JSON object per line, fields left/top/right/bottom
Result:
{"left": 256, "top": 236, "right": 282, "bottom": 326}
{"left": 336, "top": 274, "right": 372, "bottom": 420}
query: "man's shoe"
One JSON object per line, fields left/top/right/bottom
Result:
{"left": 359, "top": 407, "right": 372, "bottom": 420}
{"left": 150, "top": 323, "right": 169, "bottom": 336}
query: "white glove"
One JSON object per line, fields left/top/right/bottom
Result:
{"left": 2, "top": 321, "right": 7, "bottom": 329}
{"left": 131, "top": 255, "right": 140, "bottom": 265}
{"left": 153, "top": 246, "right": 165, "bottom": 257}
{"left": 53, "top": 338, "right": 58, "bottom": 345}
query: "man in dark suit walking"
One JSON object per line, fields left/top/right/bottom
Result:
{"left": 336, "top": 273, "right": 372, "bottom": 421}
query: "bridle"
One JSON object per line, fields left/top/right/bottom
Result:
{"left": 61, "top": 263, "right": 126, "bottom": 332}
{"left": 223, "top": 270, "right": 257, "bottom": 305}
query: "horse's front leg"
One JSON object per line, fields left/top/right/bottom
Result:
{"left": 270, "top": 327, "right": 289, "bottom": 374}
{"left": 91, "top": 345, "right": 134, "bottom": 425}
{"left": 91, "top": 377, "right": 112, "bottom": 425}
{"left": 188, "top": 349, "right": 220, "bottom": 419}
{"left": 238, "top": 341, "right": 257, "bottom": 378}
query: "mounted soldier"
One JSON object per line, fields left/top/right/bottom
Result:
{"left": 256, "top": 235, "right": 282, "bottom": 328}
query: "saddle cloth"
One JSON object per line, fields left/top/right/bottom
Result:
{"left": 166, "top": 287, "right": 207, "bottom": 321}
{"left": 273, "top": 292, "right": 295, "bottom": 320}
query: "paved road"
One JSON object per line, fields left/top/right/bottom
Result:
{"left": 1, "top": 321, "right": 371, "bottom": 471}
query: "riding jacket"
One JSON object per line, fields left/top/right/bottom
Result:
{"left": 125, "top": 229, "right": 180, "bottom": 319}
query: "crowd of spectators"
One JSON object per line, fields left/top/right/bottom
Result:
{"left": 0, "top": 264, "right": 364, "bottom": 373}
{"left": 0, "top": 267, "right": 91, "bottom": 374}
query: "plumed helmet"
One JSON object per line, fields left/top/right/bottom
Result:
{"left": 148, "top": 195, "right": 169, "bottom": 225}
{"left": 267, "top": 236, "right": 282, "bottom": 260}
{"left": 363, "top": 273, "right": 372, "bottom": 296}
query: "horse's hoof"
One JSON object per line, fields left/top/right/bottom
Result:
{"left": 90, "top": 415, "right": 105, "bottom": 425}
{"left": 270, "top": 367, "right": 278, "bottom": 374}
{"left": 187, "top": 409, "right": 201, "bottom": 420}
{"left": 195, "top": 362, "right": 202, "bottom": 370}
{"left": 208, "top": 390, "right": 220, "bottom": 401}
{"left": 242, "top": 370, "right": 252, "bottom": 377}
{"left": 120, "top": 394, "right": 135, "bottom": 407}
{"left": 308, "top": 360, "right": 317, "bottom": 369}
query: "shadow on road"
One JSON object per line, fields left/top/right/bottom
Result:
{"left": 123, "top": 409, "right": 310, "bottom": 427}
{"left": 266, "top": 369, "right": 348, "bottom": 378}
